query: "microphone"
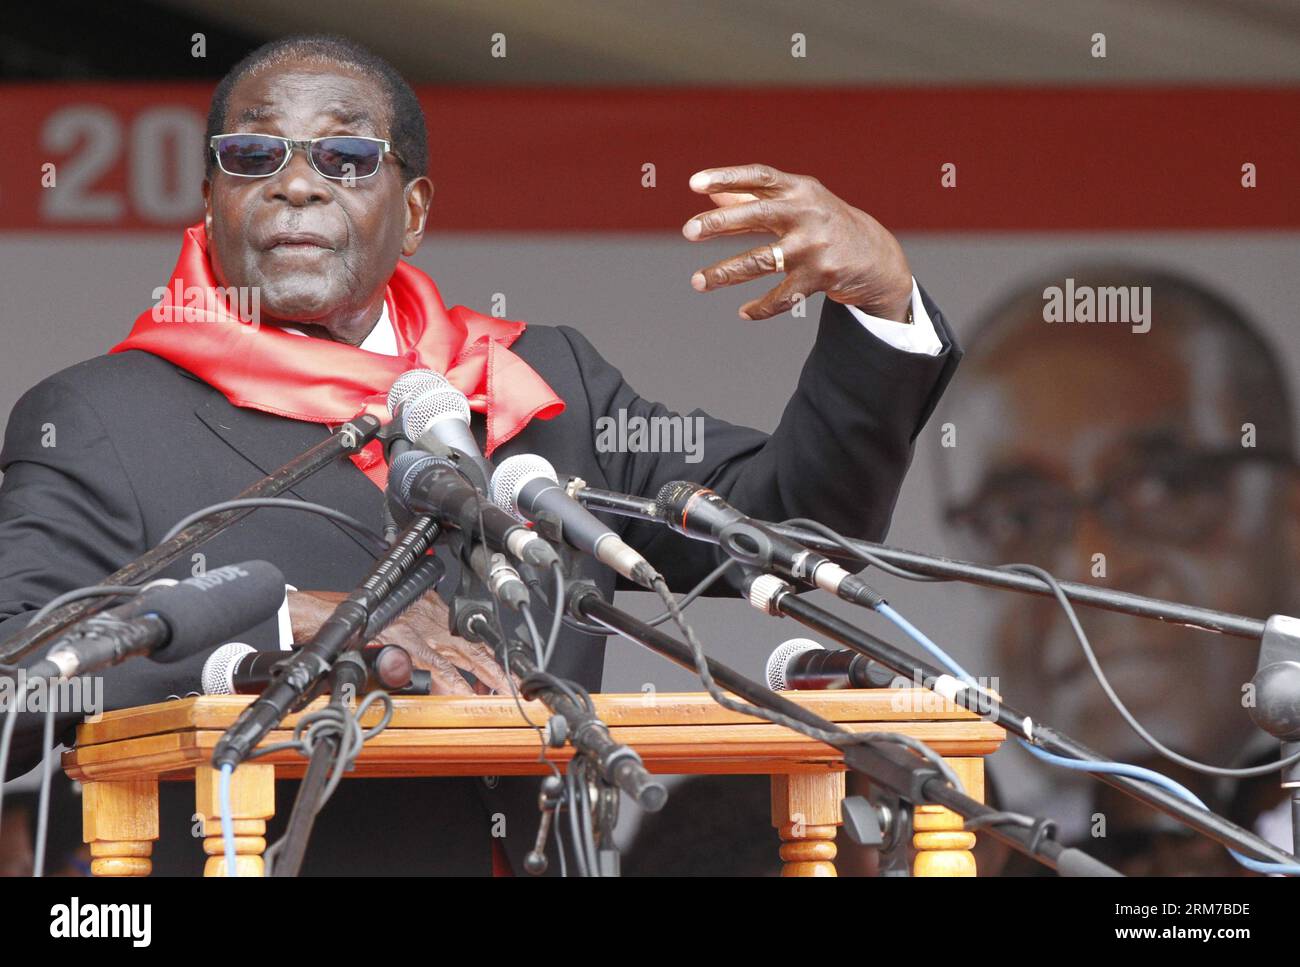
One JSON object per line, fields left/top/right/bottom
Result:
{"left": 654, "top": 481, "right": 884, "bottom": 608}
{"left": 202, "top": 641, "right": 421, "bottom": 696}
{"left": 386, "top": 368, "right": 450, "bottom": 417}
{"left": 765, "top": 638, "right": 898, "bottom": 691}
{"left": 384, "top": 369, "right": 451, "bottom": 463}
{"left": 490, "top": 455, "right": 660, "bottom": 590}
{"left": 388, "top": 449, "right": 560, "bottom": 569}
{"left": 31, "top": 561, "right": 286, "bottom": 680}
{"left": 401, "top": 384, "right": 493, "bottom": 491}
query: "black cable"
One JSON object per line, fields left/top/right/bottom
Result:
{"left": 249, "top": 689, "right": 394, "bottom": 789}
{"left": 32, "top": 702, "right": 56, "bottom": 877}
{"left": 542, "top": 562, "right": 565, "bottom": 669}
{"left": 552, "top": 814, "right": 569, "bottom": 878}
{"left": 0, "top": 680, "right": 31, "bottom": 843}
{"left": 27, "top": 584, "right": 146, "bottom": 626}
{"left": 782, "top": 517, "right": 949, "bottom": 583}
{"left": 577, "top": 758, "right": 600, "bottom": 875}
{"left": 521, "top": 607, "right": 546, "bottom": 668}
{"left": 162, "top": 497, "right": 387, "bottom": 551}
{"left": 539, "top": 556, "right": 740, "bottom": 637}
{"left": 1003, "top": 563, "right": 1300, "bottom": 780}
{"left": 565, "top": 764, "right": 588, "bottom": 878}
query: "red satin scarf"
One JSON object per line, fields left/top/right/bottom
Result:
{"left": 111, "top": 226, "right": 565, "bottom": 488}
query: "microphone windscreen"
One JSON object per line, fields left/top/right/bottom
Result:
{"left": 146, "top": 561, "right": 286, "bottom": 663}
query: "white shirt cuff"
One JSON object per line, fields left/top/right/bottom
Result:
{"left": 277, "top": 584, "right": 297, "bottom": 650}
{"left": 844, "top": 278, "right": 944, "bottom": 356}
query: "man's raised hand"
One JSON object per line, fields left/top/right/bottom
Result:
{"left": 682, "top": 163, "right": 913, "bottom": 323}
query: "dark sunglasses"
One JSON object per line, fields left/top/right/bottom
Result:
{"left": 209, "top": 134, "right": 404, "bottom": 181}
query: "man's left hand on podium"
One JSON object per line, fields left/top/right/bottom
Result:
{"left": 286, "top": 588, "right": 517, "bottom": 696}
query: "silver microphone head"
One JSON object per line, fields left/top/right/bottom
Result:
{"left": 387, "top": 369, "right": 450, "bottom": 415}
{"left": 202, "top": 642, "right": 256, "bottom": 696}
{"left": 489, "top": 454, "right": 558, "bottom": 521}
{"left": 387, "top": 449, "right": 448, "bottom": 504}
{"left": 765, "top": 638, "right": 824, "bottom": 691}
{"left": 402, "top": 385, "right": 473, "bottom": 442}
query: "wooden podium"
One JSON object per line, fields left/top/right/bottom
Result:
{"left": 61, "top": 688, "right": 1003, "bottom": 877}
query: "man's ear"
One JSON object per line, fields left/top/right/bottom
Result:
{"left": 202, "top": 179, "right": 214, "bottom": 242}
{"left": 401, "top": 176, "right": 434, "bottom": 257}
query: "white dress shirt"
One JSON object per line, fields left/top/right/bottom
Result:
{"left": 844, "top": 277, "right": 943, "bottom": 356}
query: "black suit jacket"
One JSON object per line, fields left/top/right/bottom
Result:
{"left": 0, "top": 294, "right": 959, "bottom": 874}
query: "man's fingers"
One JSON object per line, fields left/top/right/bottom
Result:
{"left": 689, "top": 164, "right": 791, "bottom": 196}
{"left": 739, "top": 274, "right": 811, "bottom": 321}
{"left": 421, "top": 651, "right": 476, "bottom": 696}
{"left": 433, "top": 638, "right": 514, "bottom": 695}
{"left": 691, "top": 241, "right": 788, "bottom": 292}
{"left": 682, "top": 198, "right": 789, "bottom": 242}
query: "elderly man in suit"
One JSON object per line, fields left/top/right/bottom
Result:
{"left": 0, "top": 35, "right": 959, "bottom": 874}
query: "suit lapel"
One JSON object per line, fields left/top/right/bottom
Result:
{"left": 193, "top": 393, "right": 385, "bottom": 561}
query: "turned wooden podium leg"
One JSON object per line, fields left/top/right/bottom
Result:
{"left": 83, "top": 778, "right": 159, "bottom": 877}
{"left": 196, "top": 764, "right": 275, "bottom": 877}
{"left": 771, "top": 771, "right": 845, "bottom": 877}
{"left": 913, "top": 757, "right": 983, "bottom": 877}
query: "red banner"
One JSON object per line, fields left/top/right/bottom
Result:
{"left": 0, "top": 84, "right": 1296, "bottom": 232}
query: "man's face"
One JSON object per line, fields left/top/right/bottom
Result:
{"left": 941, "top": 319, "right": 1298, "bottom": 757}
{"left": 202, "top": 57, "right": 429, "bottom": 339}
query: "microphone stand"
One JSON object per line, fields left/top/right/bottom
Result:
{"left": 568, "top": 583, "right": 1119, "bottom": 876}
{"left": 0, "top": 413, "right": 383, "bottom": 667}
{"left": 269, "top": 675, "right": 343, "bottom": 878}
{"left": 444, "top": 541, "right": 667, "bottom": 875}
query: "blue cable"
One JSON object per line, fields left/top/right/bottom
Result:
{"left": 873, "top": 601, "right": 1300, "bottom": 875}
{"left": 219, "top": 763, "right": 238, "bottom": 877}
{"left": 877, "top": 603, "right": 971, "bottom": 680}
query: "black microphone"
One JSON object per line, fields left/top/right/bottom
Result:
{"left": 490, "top": 454, "right": 660, "bottom": 589}
{"left": 388, "top": 449, "right": 560, "bottom": 569}
{"left": 401, "top": 383, "right": 494, "bottom": 491}
{"left": 202, "top": 641, "right": 422, "bottom": 695}
{"left": 654, "top": 481, "right": 884, "bottom": 607}
{"left": 764, "top": 638, "right": 898, "bottom": 691}
{"left": 30, "top": 561, "right": 286, "bottom": 680}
